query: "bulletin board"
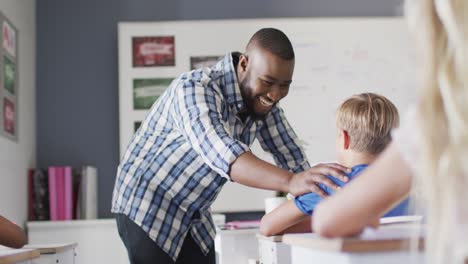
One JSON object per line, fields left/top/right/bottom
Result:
{"left": 118, "top": 17, "right": 417, "bottom": 212}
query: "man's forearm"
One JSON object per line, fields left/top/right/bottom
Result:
{"left": 230, "top": 151, "right": 293, "bottom": 193}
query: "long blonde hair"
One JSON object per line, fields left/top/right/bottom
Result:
{"left": 405, "top": 0, "right": 468, "bottom": 262}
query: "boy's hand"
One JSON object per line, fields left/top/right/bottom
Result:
{"left": 288, "top": 163, "right": 350, "bottom": 197}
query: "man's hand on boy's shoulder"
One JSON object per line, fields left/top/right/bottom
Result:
{"left": 288, "top": 163, "right": 351, "bottom": 197}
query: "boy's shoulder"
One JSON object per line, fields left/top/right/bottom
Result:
{"left": 349, "top": 164, "right": 369, "bottom": 178}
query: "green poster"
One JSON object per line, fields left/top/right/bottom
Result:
{"left": 4, "top": 56, "right": 15, "bottom": 94}
{"left": 133, "top": 78, "right": 173, "bottom": 110}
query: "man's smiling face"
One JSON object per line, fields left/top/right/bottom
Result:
{"left": 237, "top": 47, "right": 294, "bottom": 119}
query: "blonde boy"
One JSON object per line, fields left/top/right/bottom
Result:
{"left": 260, "top": 93, "right": 408, "bottom": 236}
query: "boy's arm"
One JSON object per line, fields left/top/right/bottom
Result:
{"left": 313, "top": 143, "right": 412, "bottom": 237}
{"left": 260, "top": 200, "right": 310, "bottom": 236}
{"left": 281, "top": 217, "right": 313, "bottom": 234}
{"left": 0, "top": 215, "right": 27, "bottom": 248}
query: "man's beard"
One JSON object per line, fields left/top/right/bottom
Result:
{"left": 239, "top": 77, "right": 270, "bottom": 121}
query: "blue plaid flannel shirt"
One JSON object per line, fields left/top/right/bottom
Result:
{"left": 111, "top": 53, "right": 310, "bottom": 261}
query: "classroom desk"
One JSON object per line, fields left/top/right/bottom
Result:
{"left": 27, "top": 219, "right": 127, "bottom": 264}
{"left": 214, "top": 228, "right": 259, "bottom": 264}
{"left": 282, "top": 224, "right": 425, "bottom": 264}
{"left": 25, "top": 243, "right": 77, "bottom": 264}
{"left": 0, "top": 249, "right": 40, "bottom": 264}
{"left": 256, "top": 234, "right": 291, "bottom": 264}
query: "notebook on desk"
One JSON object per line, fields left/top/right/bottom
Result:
{"left": 218, "top": 220, "right": 261, "bottom": 230}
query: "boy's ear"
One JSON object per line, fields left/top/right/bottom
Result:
{"left": 343, "top": 130, "right": 350, "bottom": 150}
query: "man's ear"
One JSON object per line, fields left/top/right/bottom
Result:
{"left": 343, "top": 130, "right": 350, "bottom": 150}
{"left": 238, "top": 54, "right": 249, "bottom": 73}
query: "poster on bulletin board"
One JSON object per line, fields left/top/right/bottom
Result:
{"left": 0, "top": 11, "right": 18, "bottom": 141}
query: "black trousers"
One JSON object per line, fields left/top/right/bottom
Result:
{"left": 115, "top": 214, "right": 216, "bottom": 264}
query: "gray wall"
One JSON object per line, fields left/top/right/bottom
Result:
{"left": 37, "top": 0, "right": 403, "bottom": 218}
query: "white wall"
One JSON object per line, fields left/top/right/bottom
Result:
{"left": 0, "top": 0, "right": 36, "bottom": 226}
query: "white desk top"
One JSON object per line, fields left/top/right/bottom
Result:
{"left": 24, "top": 243, "right": 78, "bottom": 254}
{"left": 379, "top": 215, "right": 423, "bottom": 225}
{"left": 282, "top": 224, "right": 424, "bottom": 253}
{"left": 255, "top": 216, "right": 424, "bottom": 244}
{"left": 256, "top": 234, "right": 283, "bottom": 242}
{"left": 27, "top": 219, "right": 116, "bottom": 229}
{"left": 0, "top": 249, "right": 40, "bottom": 264}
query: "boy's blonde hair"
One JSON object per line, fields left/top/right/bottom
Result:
{"left": 336, "top": 93, "right": 399, "bottom": 155}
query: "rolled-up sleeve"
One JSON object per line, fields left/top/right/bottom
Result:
{"left": 294, "top": 192, "right": 322, "bottom": 216}
{"left": 258, "top": 106, "right": 310, "bottom": 173}
{"left": 173, "top": 80, "right": 250, "bottom": 179}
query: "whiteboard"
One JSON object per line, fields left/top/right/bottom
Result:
{"left": 118, "top": 17, "right": 417, "bottom": 212}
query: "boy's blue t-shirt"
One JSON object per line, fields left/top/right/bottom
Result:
{"left": 294, "top": 164, "right": 409, "bottom": 217}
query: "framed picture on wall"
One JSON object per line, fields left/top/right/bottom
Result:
{"left": 3, "top": 98, "right": 15, "bottom": 136}
{"left": 3, "top": 56, "right": 15, "bottom": 94}
{"left": 133, "top": 78, "right": 173, "bottom": 110}
{"left": 132, "top": 36, "right": 175, "bottom": 67}
{"left": 2, "top": 20, "right": 16, "bottom": 57}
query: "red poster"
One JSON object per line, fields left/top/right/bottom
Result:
{"left": 132, "top": 36, "right": 175, "bottom": 67}
{"left": 2, "top": 21, "right": 16, "bottom": 57}
{"left": 3, "top": 98, "right": 14, "bottom": 135}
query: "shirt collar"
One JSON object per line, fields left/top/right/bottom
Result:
{"left": 214, "top": 52, "right": 245, "bottom": 114}
{"left": 349, "top": 164, "right": 369, "bottom": 176}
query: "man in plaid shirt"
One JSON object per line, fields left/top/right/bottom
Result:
{"left": 112, "top": 28, "right": 349, "bottom": 264}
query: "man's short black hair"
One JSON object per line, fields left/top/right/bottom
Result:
{"left": 247, "top": 28, "right": 295, "bottom": 60}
